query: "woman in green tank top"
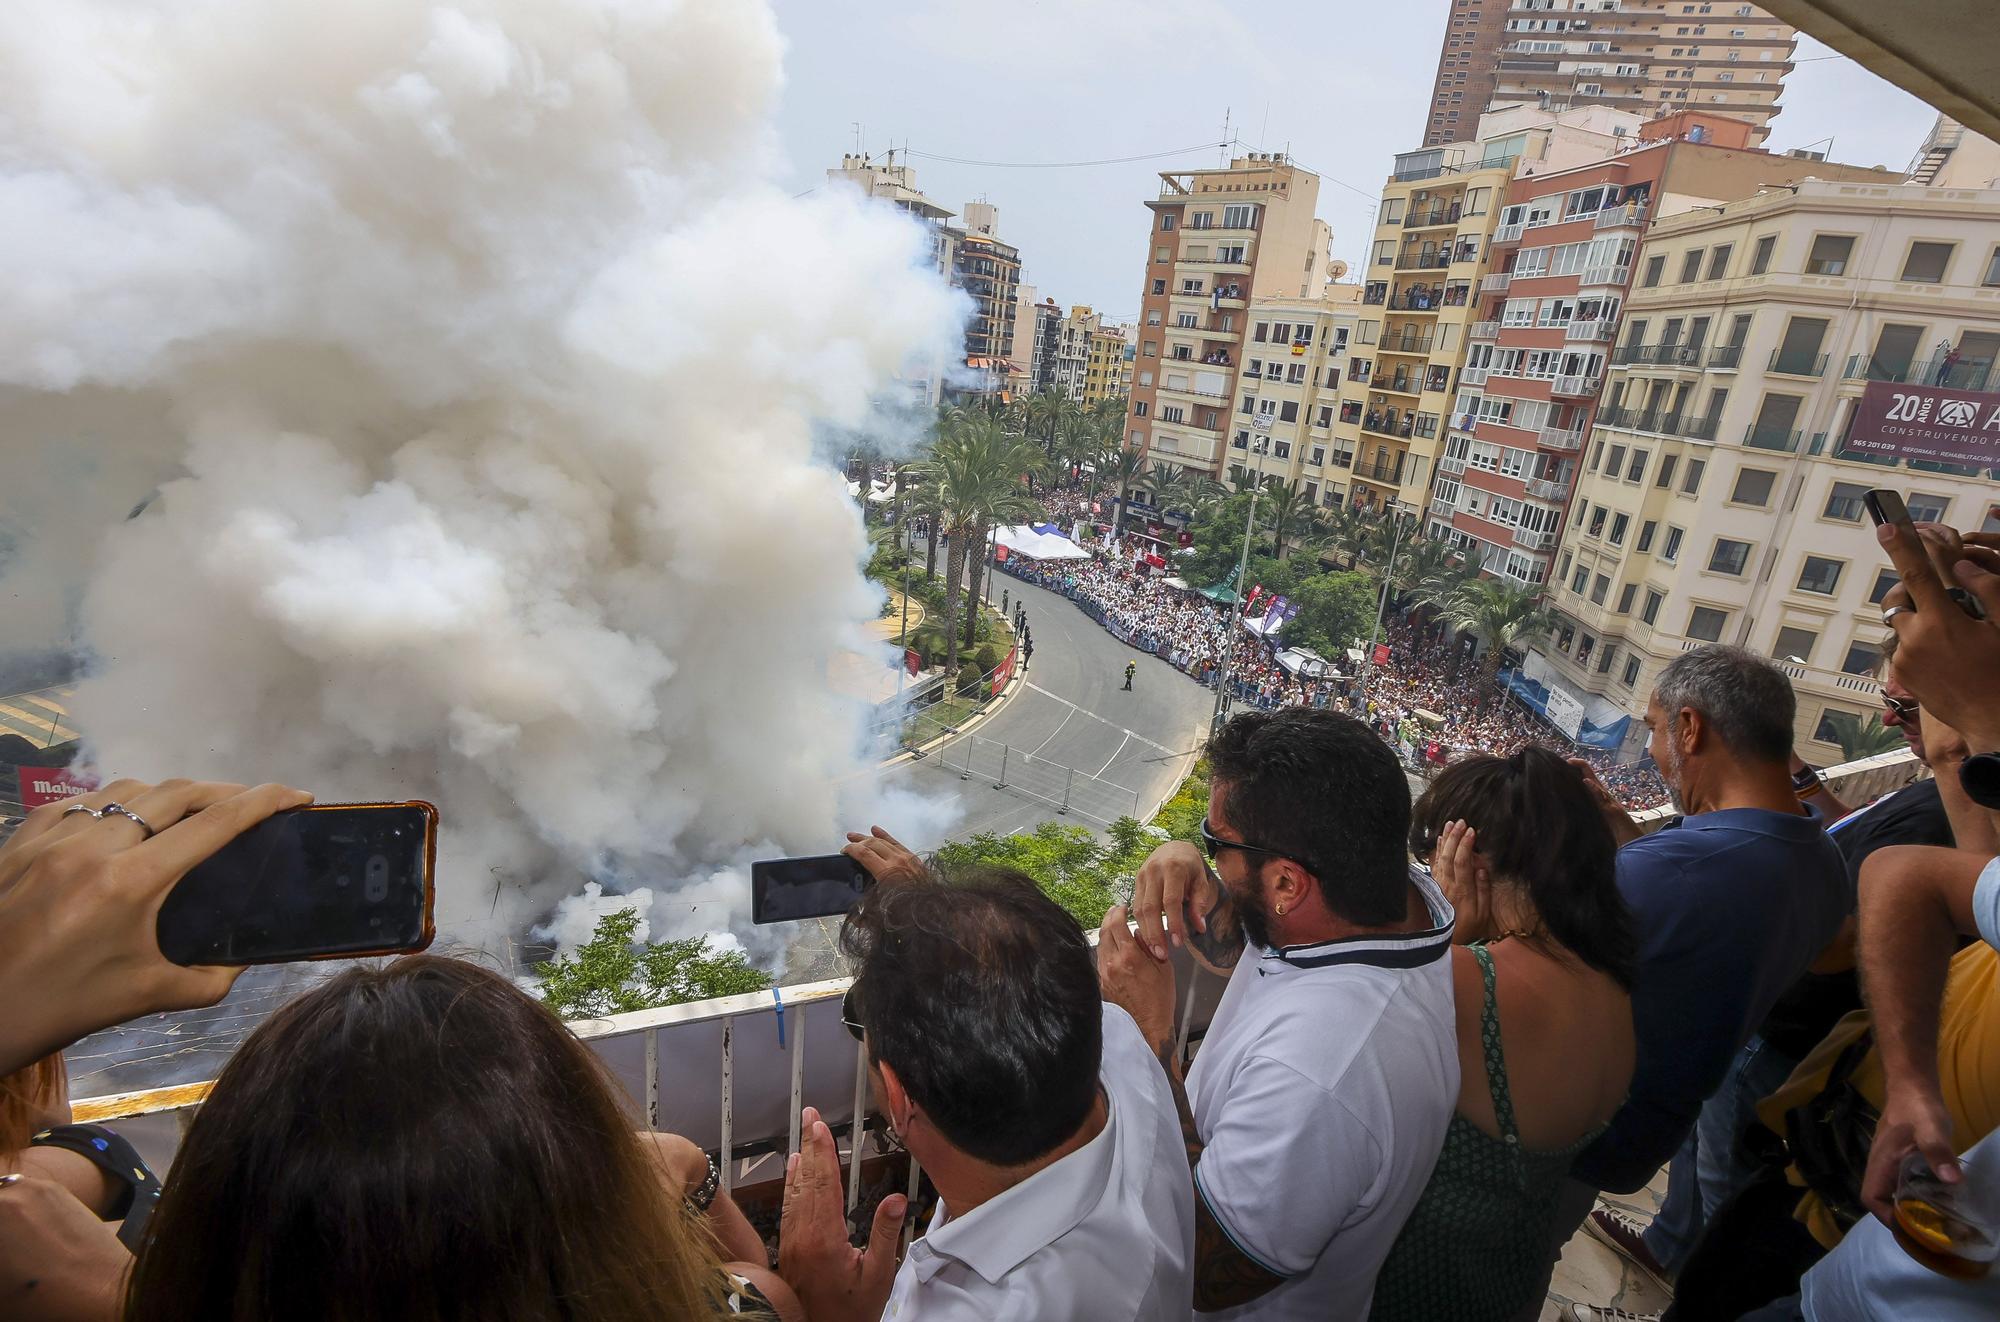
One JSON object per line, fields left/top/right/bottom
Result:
{"left": 1370, "top": 748, "right": 1639, "bottom": 1322}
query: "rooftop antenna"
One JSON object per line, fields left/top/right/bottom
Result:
{"left": 1220, "top": 108, "right": 1231, "bottom": 167}
{"left": 851, "top": 121, "right": 862, "bottom": 153}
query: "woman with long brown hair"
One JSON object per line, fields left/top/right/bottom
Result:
{"left": 124, "top": 955, "right": 799, "bottom": 1322}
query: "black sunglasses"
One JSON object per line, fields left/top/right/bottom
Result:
{"left": 1881, "top": 688, "right": 1919, "bottom": 721}
{"left": 1199, "top": 819, "right": 1319, "bottom": 878}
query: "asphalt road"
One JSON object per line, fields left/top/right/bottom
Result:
{"left": 879, "top": 570, "right": 1216, "bottom": 849}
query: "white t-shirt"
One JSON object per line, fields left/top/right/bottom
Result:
{"left": 1801, "top": 856, "right": 2000, "bottom": 1319}
{"left": 1185, "top": 867, "right": 1459, "bottom": 1320}
{"left": 884, "top": 1002, "right": 1195, "bottom": 1321}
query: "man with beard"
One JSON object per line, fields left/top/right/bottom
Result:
{"left": 1102, "top": 708, "right": 1458, "bottom": 1318}
{"left": 1544, "top": 645, "right": 1848, "bottom": 1300}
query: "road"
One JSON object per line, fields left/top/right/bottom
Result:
{"left": 877, "top": 570, "right": 1216, "bottom": 848}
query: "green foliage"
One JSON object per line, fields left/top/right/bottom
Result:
{"left": 1288, "top": 571, "right": 1377, "bottom": 657}
{"left": 973, "top": 641, "right": 1004, "bottom": 672}
{"left": 1440, "top": 578, "right": 1560, "bottom": 679}
{"left": 534, "top": 908, "right": 771, "bottom": 1020}
{"left": 934, "top": 819, "right": 1152, "bottom": 928}
{"left": 1151, "top": 760, "right": 1211, "bottom": 845}
{"left": 955, "top": 660, "right": 986, "bottom": 696}
{"left": 1822, "top": 710, "right": 1906, "bottom": 762}
{"left": 864, "top": 533, "right": 909, "bottom": 584}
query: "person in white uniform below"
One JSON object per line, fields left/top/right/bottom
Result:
{"left": 777, "top": 865, "right": 1195, "bottom": 1322}
{"left": 1101, "top": 707, "right": 1460, "bottom": 1318}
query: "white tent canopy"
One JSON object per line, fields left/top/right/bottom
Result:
{"left": 991, "top": 524, "right": 1089, "bottom": 561}
{"left": 1275, "top": 647, "right": 1337, "bottom": 678}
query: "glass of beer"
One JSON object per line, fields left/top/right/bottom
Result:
{"left": 1893, "top": 1153, "right": 1999, "bottom": 1280}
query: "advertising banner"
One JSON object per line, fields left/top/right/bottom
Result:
{"left": 1845, "top": 380, "right": 2000, "bottom": 467}
{"left": 1373, "top": 643, "right": 1392, "bottom": 666}
{"left": 990, "top": 647, "right": 1017, "bottom": 697}
{"left": 15, "top": 766, "right": 95, "bottom": 809}
{"left": 1545, "top": 685, "right": 1586, "bottom": 741}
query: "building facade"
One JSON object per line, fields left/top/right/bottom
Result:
{"left": 1532, "top": 178, "right": 2000, "bottom": 761}
{"left": 1084, "top": 323, "right": 1131, "bottom": 405}
{"left": 1423, "top": 1, "right": 1798, "bottom": 149}
{"left": 1127, "top": 153, "right": 1331, "bottom": 479}
{"left": 1056, "top": 305, "right": 1102, "bottom": 401}
{"left": 949, "top": 202, "right": 1022, "bottom": 399}
{"left": 1216, "top": 291, "right": 1363, "bottom": 504}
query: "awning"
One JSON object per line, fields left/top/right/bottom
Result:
{"left": 990, "top": 525, "right": 1089, "bottom": 561}
{"left": 1496, "top": 667, "right": 1632, "bottom": 750}
{"left": 1275, "top": 647, "right": 1339, "bottom": 678}
{"left": 1197, "top": 583, "right": 1239, "bottom": 603}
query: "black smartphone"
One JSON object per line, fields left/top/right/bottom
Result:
{"left": 156, "top": 802, "right": 438, "bottom": 966}
{"left": 751, "top": 854, "right": 871, "bottom": 925}
{"left": 1866, "top": 487, "right": 1989, "bottom": 620}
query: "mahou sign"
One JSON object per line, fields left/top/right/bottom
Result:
{"left": 15, "top": 766, "right": 96, "bottom": 809}
{"left": 1846, "top": 381, "right": 2000, "bottom": 467}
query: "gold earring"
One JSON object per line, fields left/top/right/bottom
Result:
{"left": 1275, "top": 903, "right": 1286, "bottom": 916}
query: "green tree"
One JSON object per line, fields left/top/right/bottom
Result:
{"left": 534, "top": 908, "right": 770, "bottom": 1020}
{"left": 1319, "top": 504, "right": 1374, "bottom": 571}
{"left": 1822, "top": 710, "right": 1906, "bottom": 762}
{"left": 1023, "top": 388, "right": 1073, "bottom": 463}
{"left": 1102, "top": 445, "right": 1149, "bottom": 539}
{"left": 1260, "top": 478, "right": 1323, "bottom": 561}
{"left": 933, "top": 818, "right": 1156, "bottom": 928}
{"left": 914, "top": 410, "right": 1043, "bottom": 674}
{"left": 1441, "top": 578, "right": 1559, "bottom": 696}
{"left": 1288, "top": 570, "right": 1378, "bottom": 658}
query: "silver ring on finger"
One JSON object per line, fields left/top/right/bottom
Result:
{"left": 101, "top": 803, "right": 158, "bottom": 839}
{"left": 0, "top": 1172, "right": 22, "bottom": 1188}
{"left": 1881, "top": 605, "right": 1915, "bottom": 624}
{"left": 61, "top": 804, "right": 106, "bottom": 820}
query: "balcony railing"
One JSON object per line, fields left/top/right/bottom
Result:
{"left": 1594, "top": 203, "right": 1649, "bottom": 230}
{"left": 1540, "top": 425, "right": 1584, "bottom": 452}
{"left": 1403, "top": 204, "right": 1463, "bottom": 229}
{"left": 1360, "top": 414, "right": 1418, "bottom": 440}
{"left": 1513, "top": 526, "right": 1558, "bottom": 550}
{"left": 1439, "top": 454, "right": 1469, "bottom": 476}
{"left": 1580, "top": 263, "right": 1632, "bottom": 286}
{"left": 1842, "top": 353, "right": 2000, "bottom": 393}
{"left": 1525, "top": 477, "right": 1572, "bottom": 502}
{"left": 1461, "top": 365, "right": 1492, "bottom": 386}
{"left": 1387, "top": 290, "right": 1446, "bottom": 312}
{"left": 1356, "top": 458, "right": 1408, "bottom": 484}
{"left": 1708, "top": 345, "right": 1744, "bottom": 370}
{"left": 1495, "top": 221, "right": 1526, "bottom": 243}
{"left": 1744, "top": 424, "right": 1804, "bottom": 453}
{"left": 1551, "top": 374, "right": 1600, "bottom": 399}
{"left": 1379, "top": 375, "right": 1421, "bottom": 396}
{"left": 1612, "top": 343, "right": 1705, "bottom": 368}
{"left": 1768, "top": 350, "right": 1830, "bottom": 378}
{"left": 1380, "top": 333, "right": 1437, "bottom": 355}
{"left": 1481, "top": 271, "right": 1514, "bottom": 293}
{"left": 1565, "top": 319, "right": 1617, "bottom": 342}
{"left": 1471, "top": 320, "right": 1501, "bottom": 341}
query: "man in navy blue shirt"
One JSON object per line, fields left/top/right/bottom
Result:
{"left": 1550, "top": 646, "right": 1850, "bottom": 1300}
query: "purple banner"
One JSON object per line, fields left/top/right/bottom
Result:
{"left": 1845, "top": 380, "right": 2000, "bottom": 467}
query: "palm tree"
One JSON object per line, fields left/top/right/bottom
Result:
{"left": 1440, "top": 579, "right": 1559, "bottom": 700}
{"left": 1821, "top": 710, "right": 1906, "bottom": 763}
{"left": 914, "top": 411, "right": 1044, "bottom": 675}
{"left": 1054, "top": 411, "right": 1099, "bottom": 487}
{"left": 1260, "top": 479, "right": 1323, "bottom": 561}
{"left": 1102, "top": 446, "right": 1149, "bottom": 540}
{"left": 1148, "top": 467, "right": 1220, "bottom": 523}
{"left": 1023, "top": 389, "right": 1072, "bottom": 463}
{"left": 1319, "top": 504, "right": 1373, "bottom": 571}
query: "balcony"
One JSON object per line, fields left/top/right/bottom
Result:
{"left": 1461, "top": 365, "right": 1492, "bottom": 386}
{"left": 1513, "top": 526, "right": 1558, "bottom": 550}
{"left": 1612, "top": 342, "right": 1706, "bottom": 368}
{"left": 1386, "top": 289, "right": 1447, "bottom": 313}
{"left": 1360, "top": 413, "right": 1418, "bottom": 441}
{"left": 1768, "top": 350, "right": 1829, "bottom": 378}
{"left": 1378, "top": 374, "right": 1422, "bottom": 397}
{"left": 1539, "top": 425, "right": 1584, "bottom": 451}
{"left": 1594, "top": 203, "right": 1649, "bottom": 230}
{"left": 1551, "top": 375, "right": 1599, "bottom": 400}
{"left": 1566, "top": 319, "right": 1617, "bottom": 343}
{"left": 1708, "top": 345, "right": 1744, "bottom": 370}
{"left": 1495, "top": 221, "right": 1526, "bottom": 243}
{"left": 1471, "top": 320, "right": 1501, "bottom": 341}
{"left": 1362, "top": 287, "right": 1387, "bottom": 306}
{"left": 1526, "top": 477, "right": 1573, "bottom": 502}
{"left": 1842, "top": 353, "right": 2000, "bottom": 393}
{"left": 1354, "top": 457, "right": 1409, "bottom": 485}
{"left": 1439, "top": 453, "right": 1469, "bottom": 476}
{"left": 1743, "top": 424, "right": 1804, "bottom": 454}
{"left": 1379, "top": 332, "right": 1437, "bottom": 356}
{"left": 1481, "top": 271, "right": 1514, "bottom": 294}
{"left": 1403, "top": 204, "right": 1463, "bottom": 229}
{"left": 1395, "top": 251, "right": 1456, "bottom": 273}
{"left": 1579, "top": 263, "right": 1632, "bottom": 287}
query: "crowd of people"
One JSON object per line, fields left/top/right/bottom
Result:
{"left": 4, "top": 517, "right": 1999, "bottom": 1322}
{"left": 997, "top": 529, "right": 1672, "bottom": 810}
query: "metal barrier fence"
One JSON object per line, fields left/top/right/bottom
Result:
{"left": 914, "top": 733, "right": 1145, "bottom": 828}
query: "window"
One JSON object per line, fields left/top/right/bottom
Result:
{"left": 1642, "top": 589, "right": 1665, "bottom": 625}
{"left": 1589, "top": 507, "right": 1607, "bottom": 537}
{"left": 1773, "top": 626, "right": 1818, "bottom": 664}
{"left": 1572, "top": 566, "right": 1590, "bottom": 594}
{"left": 1708, "top": 538, "right": 1751, "bottom": 576}
{"left": 1627, "top": 449, "right": 1648, "bottom": 482}
{"left": 1824, "top": 481, "right": 1869, "bottom": 522}
{"left": 1641, "top": 254, "right": 1666, "bottom": 288}
{"left": 1811, "top": 710, "right": 1856, "bottom": 744}
{"left": 1806, "top": 234, "right": 1855, "bottom": 276}
{"left": 1598, "top": 645, "right": 1619, "bottom": 675}
{"left": 1662, "top": 526, "right": 1685, "bottom": 562}
{"left": 1134, "top": 401, "right": 1149, "bottom": 416}
{"left": 1622, "top": 655, "right": 1643, "bottom": 687}
{"left": 1310, "top": 445, "right": 1326, "bottom": 466}
{"left": 1985, "top": 246, "right": 2000, "bottom": 288}
{"left": 1867, "top": 567, "right": 1899, "bottom": 605}
{"left": 1656, "top": 454, "right": 1678, "bottom": 489}
{"left": 1908, "top": 494, "right": 1950, "bottom": 523}
{"left": 1591, "top": 574, "right": 1610, "bottom": 605}
{"left": 1638, "top": 520, "right": 1657, "bottom": 553}
{"left": 1610, "top": 513, "right": 1630, "bottom": 545}
{"left": 1796, "top": 555, "right": 1843, "bottom": 595}
{"left": 1279, "top": 401, "right": 1299, "bottom": 423}
{"left": 1705, "top": 244, "right": 1733, "bottom": 280}
{"left": 1618, "top": 583, "right": 1637, "bottom": 613}
{"left": 1681, "top": 458, "right": 1706, "bottom": 495}
{"left": 1679, "top": 249, "right": 1704, "bottom": 283}
{"left": 1901, "top": 241, "right": 1955, "bottom": 284}
{"left": 1688, "top": 606, "right": 1728, "bottom": 642}
{"left": 1841, "top": 639, "right": 1884, "bottom": 675}
{"left": 1382, "top": 198, "right": 1407, "bottom": 224}
{"left": 1750, "top": 234, "right": 1776, "bottom": 275}
{"left": 1222, "top": 204, "right": 1255, "bottom": 229}
{"left": 1606, "top": 444, "right": 1627, "bottom": 474}
{"left": 1160, "top": 214, "right": 1177, "bottom": 232}
{"left": 1730, "top": 467, "right": 1776, "bottom": 506}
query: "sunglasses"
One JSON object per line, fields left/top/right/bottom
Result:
{"left": 1881, "top": 689, "right": 1920, "bottom": 721}
{"left": 1198, "top": 819, "right": 1319, "bottom": 879}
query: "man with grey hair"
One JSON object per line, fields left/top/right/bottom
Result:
{"left": 1548, "top": 645, "right": 1849, "bottom": 1308}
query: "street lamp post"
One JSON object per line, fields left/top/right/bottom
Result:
{"left": 1357, "top": 507, "right": 1408, "bottom": 706}
{"left": 1208, "top": 438, "right": 1270, "bottom": 734}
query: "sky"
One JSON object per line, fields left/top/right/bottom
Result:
{"left": 767, "top": 0, "right": 1941, "bottom": 324}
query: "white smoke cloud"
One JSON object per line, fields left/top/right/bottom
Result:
{"left": 0, "top": 0, "right": 967, "bottom": 955}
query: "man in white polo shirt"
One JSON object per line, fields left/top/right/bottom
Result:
{"left": 777, "top": 865, "right": 1194, "bottom": 1322}
{"left": 1103, "top": 707, "right": 1459, "bottom": 1318}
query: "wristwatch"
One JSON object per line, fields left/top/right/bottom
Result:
{"left": 1961, "top": 752, "right": 2000, "bottom": 811}
{"left": 686, "top": 1154, "right": 721, "bottom": 1214}
{"left": 1791, "top": 764, "right": 1823, "bottom": 796}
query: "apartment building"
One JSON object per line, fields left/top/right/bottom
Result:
{"left": 1083, "top": 323, "right": 1131, "bottom": 405}
{"left": 1435, "top": 111, "right": 1892, "bottom": 586}
{"left": 949, "top": 202, "right": 1022, "bottom": 399}
{"left": 1326, "top": 105, "right": 1641, "bottom": 518}
{"left": 1215, "top": 291, "right": 1363, "bottom": 504}
{"left": 1532, "top": 178, "right": 2000, "bottom": 761}
{"left": 1423, "top": 1, "right": 1797, "bottom": 149}
{"left": 828, "top": 152, "right": 958, "bottom": 405}
{"left": 1055, "top": 305, "right": 1103, "bottom": 402}
{"left": 1128, "top": 153, "right": 1332, "bottom": 479}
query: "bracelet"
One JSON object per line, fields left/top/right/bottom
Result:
{"left": 686, "top": 1154, "right": 721, "bottom": 1214}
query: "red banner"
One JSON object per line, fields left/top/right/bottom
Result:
{"left": 1846, "top": 380, "right": 2000, "bottom": 467}
{"left": 1373, "top": 643, "right": 1392, "bottom": 666}
{"left": 990, "top": 646, "right": 1017, "bottom": 697}
{"left": 15, "top": 766, "right": 96, "bottom": 809}
{"left": 905, "top": 648, "right": 922, "bottom": 676}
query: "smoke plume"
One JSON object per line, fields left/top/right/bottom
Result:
{"left": 0, "top": 0, "right": 965, "bottom": 954}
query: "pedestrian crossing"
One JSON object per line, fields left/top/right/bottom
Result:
{"left": 0, "top": 684, "right": 79, "bottom": 748}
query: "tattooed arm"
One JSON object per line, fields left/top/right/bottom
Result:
{"left": 1155, "top": 1040, "right": 1288, "bottom": 1312}
{"left": 1131, "top": 842, "right": 1246, "bottom": 976}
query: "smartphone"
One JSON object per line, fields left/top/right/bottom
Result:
{"left": 751, "top": 854, "right": 871, "bottom": 925}
{"left": 156, "top": 802, "right": 438, "bottom": 966}
{"left": 1866, "top": 488, "right": 1989, "bottom": 620}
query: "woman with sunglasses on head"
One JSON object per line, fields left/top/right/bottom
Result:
{"left": 1368, "top": 747, "right": 1637, "bottom": 1322}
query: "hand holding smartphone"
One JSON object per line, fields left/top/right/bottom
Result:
{"left": 751, "top": 854, "right": 871, "bottom": 924}
{"left": 1865, "top": 489, "right": 1989, "bottom": 621}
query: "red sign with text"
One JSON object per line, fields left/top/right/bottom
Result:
{"left": 1845, "top": 380, "right": 2000, "bottom": 467}
{"left": 15, "top": 766, "right": 96, "bottom": 808}
{"left": 1373, "top": 643, "right": 1393, "bottom": 666}
{"left": 990, "top": 647, "right": 1017, "bottom": 697}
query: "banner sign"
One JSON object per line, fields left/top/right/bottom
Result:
{"left": 1545, "top": 685, "right": 1586, "bottom": 741}
{"left": 1846, "top": 380, "right": 2000, "bottom": 467}
{"left": 905, "top": 648, "right": 922, "bottom": 676}
{"left": 990, "top": 647, "right": 1017, "bottom": 697}
{"left": 1373, "top": 643, "right": 1392, "bottom": 666}
{"left": 15, "top": 766, "right": 95, "bottom": 809}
